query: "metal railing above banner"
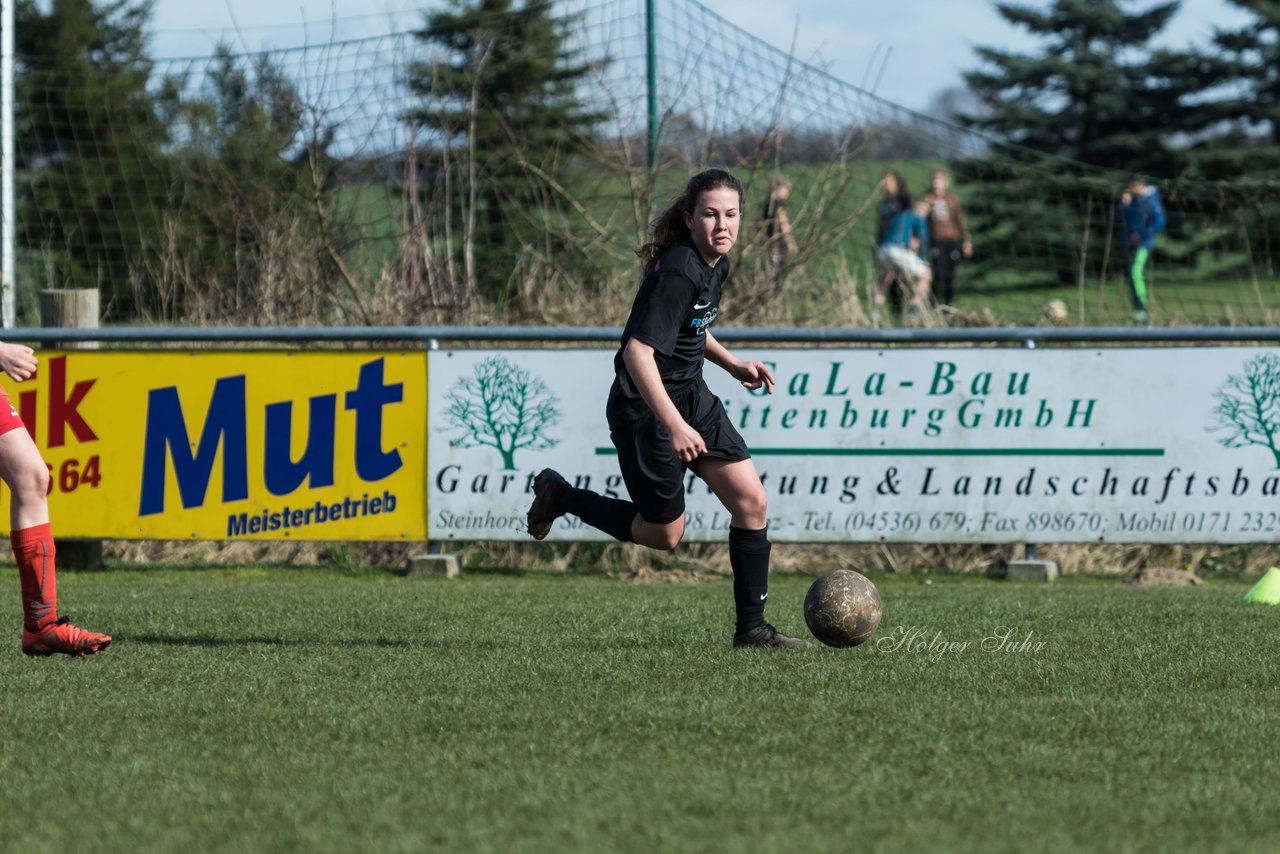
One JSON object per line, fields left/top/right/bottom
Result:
{"left": 8, "top": 325, "right": 1280, "bottom": 345}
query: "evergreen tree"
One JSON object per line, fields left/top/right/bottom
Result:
{"left": 1160, "top": 1, "right": 1280, "bottom": 276}
{"left": 964, "top": 0, "right": 1183, "bottom": 171}
{"left": 404, "top": 0, "right": 603, "bottom": 304}
{"left": 15, "top": 0, "right": 167, "bottom": 317}
{"left": 1206, "top": 1, "right": 1280, "bottom": 275}
{"left": 955, "top": 1, "right": 1191, "bottom": 295}
{"left": 1212, "top": 0, "right": 1280, "bottom": 145}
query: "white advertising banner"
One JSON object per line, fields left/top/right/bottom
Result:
{"left": 428, "top": 347, "right": 1280, "bottom": 544}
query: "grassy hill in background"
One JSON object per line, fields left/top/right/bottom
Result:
{"left": 334, "top": 160, "right": 1280, "bottom": 328}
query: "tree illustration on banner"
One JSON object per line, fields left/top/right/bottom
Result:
{"left": 443, "top": 356, "right": 561, "bottom": 470}
{"left": 1209, "top": 353, "right": 1280, "bottom": 468}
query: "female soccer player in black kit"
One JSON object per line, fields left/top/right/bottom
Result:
{"left": 526, "top": 169, "right": 806, "bottom": 648}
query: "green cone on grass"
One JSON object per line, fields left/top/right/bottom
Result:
{"left": 1244, "top": 567, "right": 1280, "bottom": 605}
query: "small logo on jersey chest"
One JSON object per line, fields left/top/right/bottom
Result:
{"left": 690, "top": 306, "right": 718, "bottom": 335}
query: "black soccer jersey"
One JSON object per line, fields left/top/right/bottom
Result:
{"left": 610, "top": 238, "right": 727, "bottom": 410}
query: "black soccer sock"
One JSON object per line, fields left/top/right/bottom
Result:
{"left": 561, "top": 485, "right": 637, "bottom": 543}
{"left": 729, "top": 525, "right": 770, "bottom": 635}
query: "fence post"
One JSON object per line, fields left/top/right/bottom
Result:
{"left": 40, "top": 288, "right": 103, "bottom": 571}
{"left": 42, "top": 289, "right": 99, "bottom": 339}
{"left": 1002, "top": 336, "right": 1059, "bottom": 580}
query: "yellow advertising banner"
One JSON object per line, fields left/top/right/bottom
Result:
{"left": 0, "top": 351, "right": 427, "bottom": 540}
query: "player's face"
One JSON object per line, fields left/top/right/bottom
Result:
{"left": 683, "top": 187, "right": 741, "bottom": 265}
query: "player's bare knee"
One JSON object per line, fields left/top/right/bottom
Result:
{"left": 656, "top": 519, "right": 685, "bottom": 551}
{"left": 634, "top": 517, "right": 684, "bottom": 551}
{"left": 733, "top": 487, "right": 768, "bottom": 527}
{"left": 645, "top": 518, "right": 683, "bottom": 551}
{"left": 10, "top": 459, "right": 50, "bottom": 502}
{"left": 654, "top": 531, "right": 681, "bottom": 551}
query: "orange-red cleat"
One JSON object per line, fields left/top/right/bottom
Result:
{"left": 21, "top": 616, "right": 112, "bottom": 657}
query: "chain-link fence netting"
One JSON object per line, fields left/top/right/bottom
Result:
{"left": 12, "top": 0, "right": 1278, "bottom": 327}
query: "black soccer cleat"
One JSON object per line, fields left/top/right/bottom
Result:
{"left": 527, "top": 468, "right": 569, "bottom": 541}
{"left": 733, "top": 623, "right": 809, "bottom": 649}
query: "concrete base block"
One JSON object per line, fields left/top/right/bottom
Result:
{"left": 1005, "top": 559, "right": 1059, "bottom": 582}
{"left": 406, "top": 553, "right": 460, "bottom": 578}
{"left": 58, "top": 539, "right": 105, "bottom": 571}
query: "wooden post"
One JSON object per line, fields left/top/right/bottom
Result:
{"left": 41, "top": 289, "right": 100, "bottom": 349}
{"left": 40, "top": 288, "right": 103, "bottom": 570}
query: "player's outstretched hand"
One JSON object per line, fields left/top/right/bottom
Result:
{"left": 731, "top": 360, "right": 775, "bottom": 394}
{"left": 0, "top": 342, "right": 38, "bottom": 382}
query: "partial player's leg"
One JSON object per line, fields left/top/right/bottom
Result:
{"left": 693, "top": 456, "right": 806, "bottom": 648}
{"left": 527, "top": 466, "right": 685, "bottom": 549}
{"left": 527, "top": 406, "right": 688, "bottom": 550}
{"left": 0, "top": 421, "right": 111, "bottom": 657}
{"left": 527, "top": 468, "right": 638, "bottom": 542}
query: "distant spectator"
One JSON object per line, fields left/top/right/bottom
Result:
{"left": 873, "top": 171, "right": 912, "bottom": 318}
{"left": 922, "top": 167, "right": 973, "bottom": 307}
{"left": 875, "top": 196, "right": 933, "bottom": 323}
{"left": 759, "top": 176, "right": 798, "bottom": 288}
{"left": 1120, "top": 175, "right": 1165, "bottom": 324}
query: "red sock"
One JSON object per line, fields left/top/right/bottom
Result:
{"left": 13, "top": 523, "right": 58, "bottom": 632}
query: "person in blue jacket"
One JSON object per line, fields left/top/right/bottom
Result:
{"left": 873, "top": 171, "right": 912, "bottom": 318}
{"left": 874, "top": 196, "right": 933, "bottom": 324}
{"left": 1120, "top": 176, "right": 1165, "bottom": 324}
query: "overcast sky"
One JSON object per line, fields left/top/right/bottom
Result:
{"left": 144, "top": 0, "right": 1254, "bottom": 112}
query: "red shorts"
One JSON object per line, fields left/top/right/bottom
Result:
{"left": 0, "top": 386, "right": 25, "bottom": 437}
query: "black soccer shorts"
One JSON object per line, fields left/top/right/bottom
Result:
{"left": 608, "top": 378, "right": 750, "bottom": 524}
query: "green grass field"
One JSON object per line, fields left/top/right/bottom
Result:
{"left": 2, "top": 567, "right": 1278, "bottom": 852}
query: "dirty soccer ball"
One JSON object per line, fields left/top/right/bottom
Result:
{"left": 803, "top": 570, "right": 883, "bottom": 648}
